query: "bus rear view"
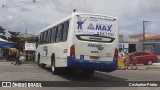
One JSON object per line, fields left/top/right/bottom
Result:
{"left": 67, "top": 13, "right": 119, "bottom": 75}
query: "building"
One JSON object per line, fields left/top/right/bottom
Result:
{"left": 128, "top": 33, "right": 154, "bottom": 42}
{"left": 119, "top": 34, "right": 123, "bottom": 43}
{"left": 139, "top": 35, "right": 160, "bottom": 42}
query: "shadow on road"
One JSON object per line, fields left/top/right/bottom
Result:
{"left": 42, "top": 67, "right": 128, "bottom": 81}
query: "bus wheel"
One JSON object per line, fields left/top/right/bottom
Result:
{"left": 51, "top": 54, "right": 58, "bottom": 75}
{"left": 82, "top": 70, "right": 95, "bottom": 76}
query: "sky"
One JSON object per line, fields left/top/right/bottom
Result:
{"left": 0, "top": 0, "right": 160, "bottom": 40}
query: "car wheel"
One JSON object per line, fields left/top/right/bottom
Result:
{"left": 147, "top": 60, "right": 153, "bottom": 65}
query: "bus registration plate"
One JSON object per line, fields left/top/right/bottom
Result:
{"left": 90, "top": 56, "right": 99, "bottom": 60}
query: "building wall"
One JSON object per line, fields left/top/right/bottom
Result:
{"left": 128, "top": 33, "right": 154, "bottom": 42}
{"left": 119, "top": 34, "right": 123, "bottom": 43}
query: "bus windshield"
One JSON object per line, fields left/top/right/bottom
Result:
{"left": 75, "top": 14, "right": 118, "bottom": 43}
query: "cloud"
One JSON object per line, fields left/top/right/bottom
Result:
{"left": 119, "top": 0, "right": 160, "bottom": 40}
{"left": 0, "top": 0, "right": 93, "bottom": 37}
{"left": 0, "top": 0, "right": 160, "bottom": 40}
{"left": 50, "top": 0, "right": 92, "bottom": 13}
{"left": 119, "top": 29, "right": 135, "bottom": 41}
{"left": 147, "top": 23, "right": 160, "bottom": 35}
{"left": 121, "top": 0, "right": 160, "bottom": 22}
{"left": 0, "top": 7, "right": 48, "bottom": 36}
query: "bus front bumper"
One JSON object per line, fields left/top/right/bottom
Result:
{"left": 67, "top": 56, "right": 118, "bottom": 72}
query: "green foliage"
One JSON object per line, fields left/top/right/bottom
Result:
{"left": 0, "top": 26, "right": 7, "bottom": 39}
{"left": 0, "top": 26, "right": 5, "bottom": 35}
{"left": 8, "top": 31, "right": 23, "bottom": 43}
{"left": 8, "top": 31, "right": 20, "bottom": 37}
{"left": 26, "top": 36, "right": 39, "bottom": 43}
{"left": 0, "top": 35, "right": 7, "bottom": 40}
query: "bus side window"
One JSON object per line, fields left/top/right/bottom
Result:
{"left": 62, "top": 20, "right": 69, "bottom": 42}
{"left": 47, "top": 29, "right": 51, "bottom": 43}
{"left": 45, "top": 30, "right": 49, "bottom": 43}
{"left": 60, "top": 24, "right": 64, "bottom": 41}
{"left": 56, "top": 24, "right": 63, "bottom": 42}
{"left": 39, "top": 33, "right": 43, "bottom": 44}
{"left": 51, "top": 28, "right": 54, "bottom": 43}
{"left": 43, "top": 31, "right": 47, "bottom": 44}
{"left": 53, "top": 27, "right": 57, "bottom": 43}
{"left": 49, "top": 29, "right": 52, "bottom": 43}
{"left": 41, "top": 32, "right": 45, "bottom": 44}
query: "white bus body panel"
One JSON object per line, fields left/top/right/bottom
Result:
{"left": 72, "top": 13, "right": 118, "bottom": 61}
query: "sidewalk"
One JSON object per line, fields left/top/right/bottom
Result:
{"left": 118, "top": 63, "right": 160, "bottom": 71}
{"left": 0, "top": 60, "right": 37, "bottom": 66}
{"left": 145, "top": 63, "right": 160, "bottom": 70}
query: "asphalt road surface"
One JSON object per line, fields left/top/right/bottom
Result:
{"left": 0, "top": 62, "right": 160, "bottom": 90}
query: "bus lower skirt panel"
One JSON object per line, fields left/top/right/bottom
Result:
{"left": 67, "top": 56, "right": 117, "bottom": 72}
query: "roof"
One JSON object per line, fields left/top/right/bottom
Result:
{"left": 128, "top": 32, "right": 153, "bottom": 37}
{"left": 0, "top": 38, "right": 14, "bottom": 43}
{"left": 148, "top": 35, "right": 160, "bottom": 39}
{"left": 0, "top": 38, "right": 8, "bottom": 42}
{"left": 139, "top": 35, "right": 160, "bottom": 40}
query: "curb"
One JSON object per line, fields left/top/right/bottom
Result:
{"left": 117, "top": 67, "right": 160, "bottom": 71}
{"left": 21, "top": 64, "right": 37, "bottom": 66}
{"left": 117, "top": 68, "right": 147, "bottom": 70}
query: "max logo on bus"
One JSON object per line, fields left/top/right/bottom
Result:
{"left": 87, "top": 23, "right": 112, "bottom": 32}
{"left": 88, "top": 43, "right": 104, "bottom": 50}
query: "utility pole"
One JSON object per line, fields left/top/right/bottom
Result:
{"left": 143, "top": 21, "right": 149, "bottom": 42}
{"left": 143, "top": 20, "right": 149, "bottom": 51}
{"left": 25, "top": 28, "right": 28, "bottom": 42}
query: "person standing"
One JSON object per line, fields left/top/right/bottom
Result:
{"left": 14, "top": 50, "right": 21, "bottom": 65}
{"left": 132, "top": 54, "right": 138, "bottom": 70}
{"left": 124, "top": 55, "right": 130, "bottom": 70}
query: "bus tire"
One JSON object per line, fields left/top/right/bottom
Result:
{"left": 82, "top": 70, "right": 95, "bottom": 76}
{"left": 51, "top": 54, "right": 58, "bottom": 75}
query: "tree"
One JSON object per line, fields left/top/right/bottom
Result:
{"left": 26, "top": 36, "right": 39, "bottom": 43}
{"left": 8, "top": 31, "right": 24, "bottom": 51}
{"left": 8, "top": 31, "right": 22, "bottom": 42}
{"left": 0, "top": 26, "right": 7, "bottom": 40}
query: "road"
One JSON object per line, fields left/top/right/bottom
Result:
{"left": 0, "top": 62, "right": 160, "bottom": 90}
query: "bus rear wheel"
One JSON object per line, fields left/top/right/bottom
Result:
{"left": 51, "top": 54, "right": 58, "bottom": 75}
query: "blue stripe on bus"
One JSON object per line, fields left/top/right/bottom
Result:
{"left": 67, "top": 56, "right": 117, "bottom": 72}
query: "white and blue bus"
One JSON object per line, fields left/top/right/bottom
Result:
{"left": 36, "top": 13, "right": 119, "bottom": 75}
